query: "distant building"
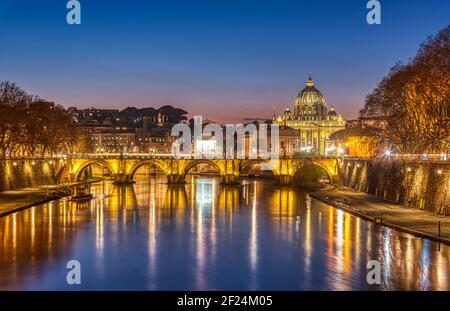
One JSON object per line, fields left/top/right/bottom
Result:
{"left": 137, "top": 124, "right": 174, "bottom": 154}
{"left": 329, "top": 116, "right": 388, "bottom": 158}
{"left": 68, "top": 107, "right": 119, "bottom": 123}
{"left": 278, "top": 125, "right": 301, "bottom": 157}
{"left": 90, "top": 130, "right": 137, "bottom": 153}
{"left": 239, "top": 122, "right": 299, "bottom": 158}
{"left": 190, "top": 117, "right": 221, "bottom": 156}
{"left": 273, "top": 76, "right": 346, "bottom": 155}
{"left": 330, "top": 127, "right": 380, "bottom": 158}
{"left": 69, "top": 106, "right": 187, "bottom": 154}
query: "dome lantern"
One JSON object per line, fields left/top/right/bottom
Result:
{"left": 306, "top": 74, "right": 314, "bottom": 88}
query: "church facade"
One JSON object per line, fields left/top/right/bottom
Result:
{"left": 273, "top": 76, "right": 346, "bottom": 155}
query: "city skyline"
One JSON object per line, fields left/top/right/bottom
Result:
{"left": 1, "top": 0, "right": 449, "bottom": 122}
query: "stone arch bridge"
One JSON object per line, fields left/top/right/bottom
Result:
{"left": 57, "top": 154, "right": 339, "bottom": 186}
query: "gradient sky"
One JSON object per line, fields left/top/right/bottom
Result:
{"left": 0, "top": 0, "right": 449, "bottom": 123}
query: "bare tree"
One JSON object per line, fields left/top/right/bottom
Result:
{"left": 0, "top": 81, "right": 82, "bottom": 157}
{"left": 360, "top": 26, "right": 450, "bottom": 154}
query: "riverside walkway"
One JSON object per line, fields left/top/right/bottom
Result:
{"left": 312, "top": 186, "right": 450, "bottom": 244}
{"left": 0, "top": 179, "right": 97, "bottom": 217}
{"left": 0, "top": 185, "right": 69, "bottom": 217}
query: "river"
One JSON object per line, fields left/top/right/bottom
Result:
{"left": 0, "top": 176, "right": 448, "bottom": 290}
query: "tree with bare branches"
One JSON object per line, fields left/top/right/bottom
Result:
{"left": 0, "top": 81, "right": 82, "bottom": 157}
{"left": 360, "top": 26, "right": 450, "bottom": 154}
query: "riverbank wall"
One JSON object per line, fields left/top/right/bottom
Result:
{"left": 0, "top": 159, "right": 62, "bottom": 192}
{"left": 339, "top": 158, "right": 450, "bottom": 215}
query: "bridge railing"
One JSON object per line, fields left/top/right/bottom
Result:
{"left": 342, "top": 154, "right": 450, "bottom": 163}
{"left": 2, "top": 153, "right": 448, "bottom": 162}
{"left": 64, "top": 153, "right": 341, "bottom": 160}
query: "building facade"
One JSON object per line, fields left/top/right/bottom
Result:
{"left": 69, "top": 106, "right": 187, "bottom": 154}
{"left": 329, "top": 115, "right": 388, "bottom": 158}
{"left": 87, "top": 126, "right": 137, "bottom": 153}
{"left": 273, "top": 76, "right": 346, "bottom": 155}
{"left": 136, "top": 117, "right": 175, "bottom": 153}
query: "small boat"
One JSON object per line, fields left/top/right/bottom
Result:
{"left": 70, "top": 185, "right": 93, "bottom": 202}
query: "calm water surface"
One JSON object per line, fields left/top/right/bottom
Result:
{"left": 0, "top": 176, "right": 449, "bottom": 290}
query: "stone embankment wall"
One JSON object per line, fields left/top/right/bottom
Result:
{"left": 0, "top": 159, "right": 59, "bottom": 192}
{"left": 339, "top": 159, "right": 450, "bottom": 215}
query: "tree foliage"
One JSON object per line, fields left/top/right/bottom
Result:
{"left": 360, "top": 26, "right": 450, "bottom": 153}
{"left": 0, "top": 81, "right": 81, "bottom": 157}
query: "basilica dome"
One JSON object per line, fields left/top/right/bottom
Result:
{"left": 294, "top": 76, "right": 327, "bottom": 116}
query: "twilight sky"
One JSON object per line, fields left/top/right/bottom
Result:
{"left": 0, "top": 0, "right": 449, "bottom": 123}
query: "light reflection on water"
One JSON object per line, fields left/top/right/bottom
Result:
{"left": 0, "top": 175, "right": 448, "bottom": 290}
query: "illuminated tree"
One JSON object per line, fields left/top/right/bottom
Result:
{"left": 360, "top": 26, "right": 450, "bottom": 154}
{"left": 0, "top": 81, "right": 82, "bottom": 157}
{"left": 0, "top": 82, "right": 33, "bottom": 157}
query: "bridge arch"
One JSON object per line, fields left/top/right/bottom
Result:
{"left": 313, "top": 159, "right": 338, "bottom": 183}
{"left": 293, "top": 161, "right": 334, "bottom": 184}
{"left": 55, "top": 162, "right": 70, "bottom": 183}
{"left": 240, "top": 159, "right": 278, "bottom": 177}
{"left": 74, "top": 159, "right": 115, "bottom": 182}
{"left": 128, "top": 159, "right": 170, "bottom": 181}
{"left": 183, "top": 159, "right": 222, "bottom": 180}
{"left": 313, "top": 161, "right": 333, "bottom": 178}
